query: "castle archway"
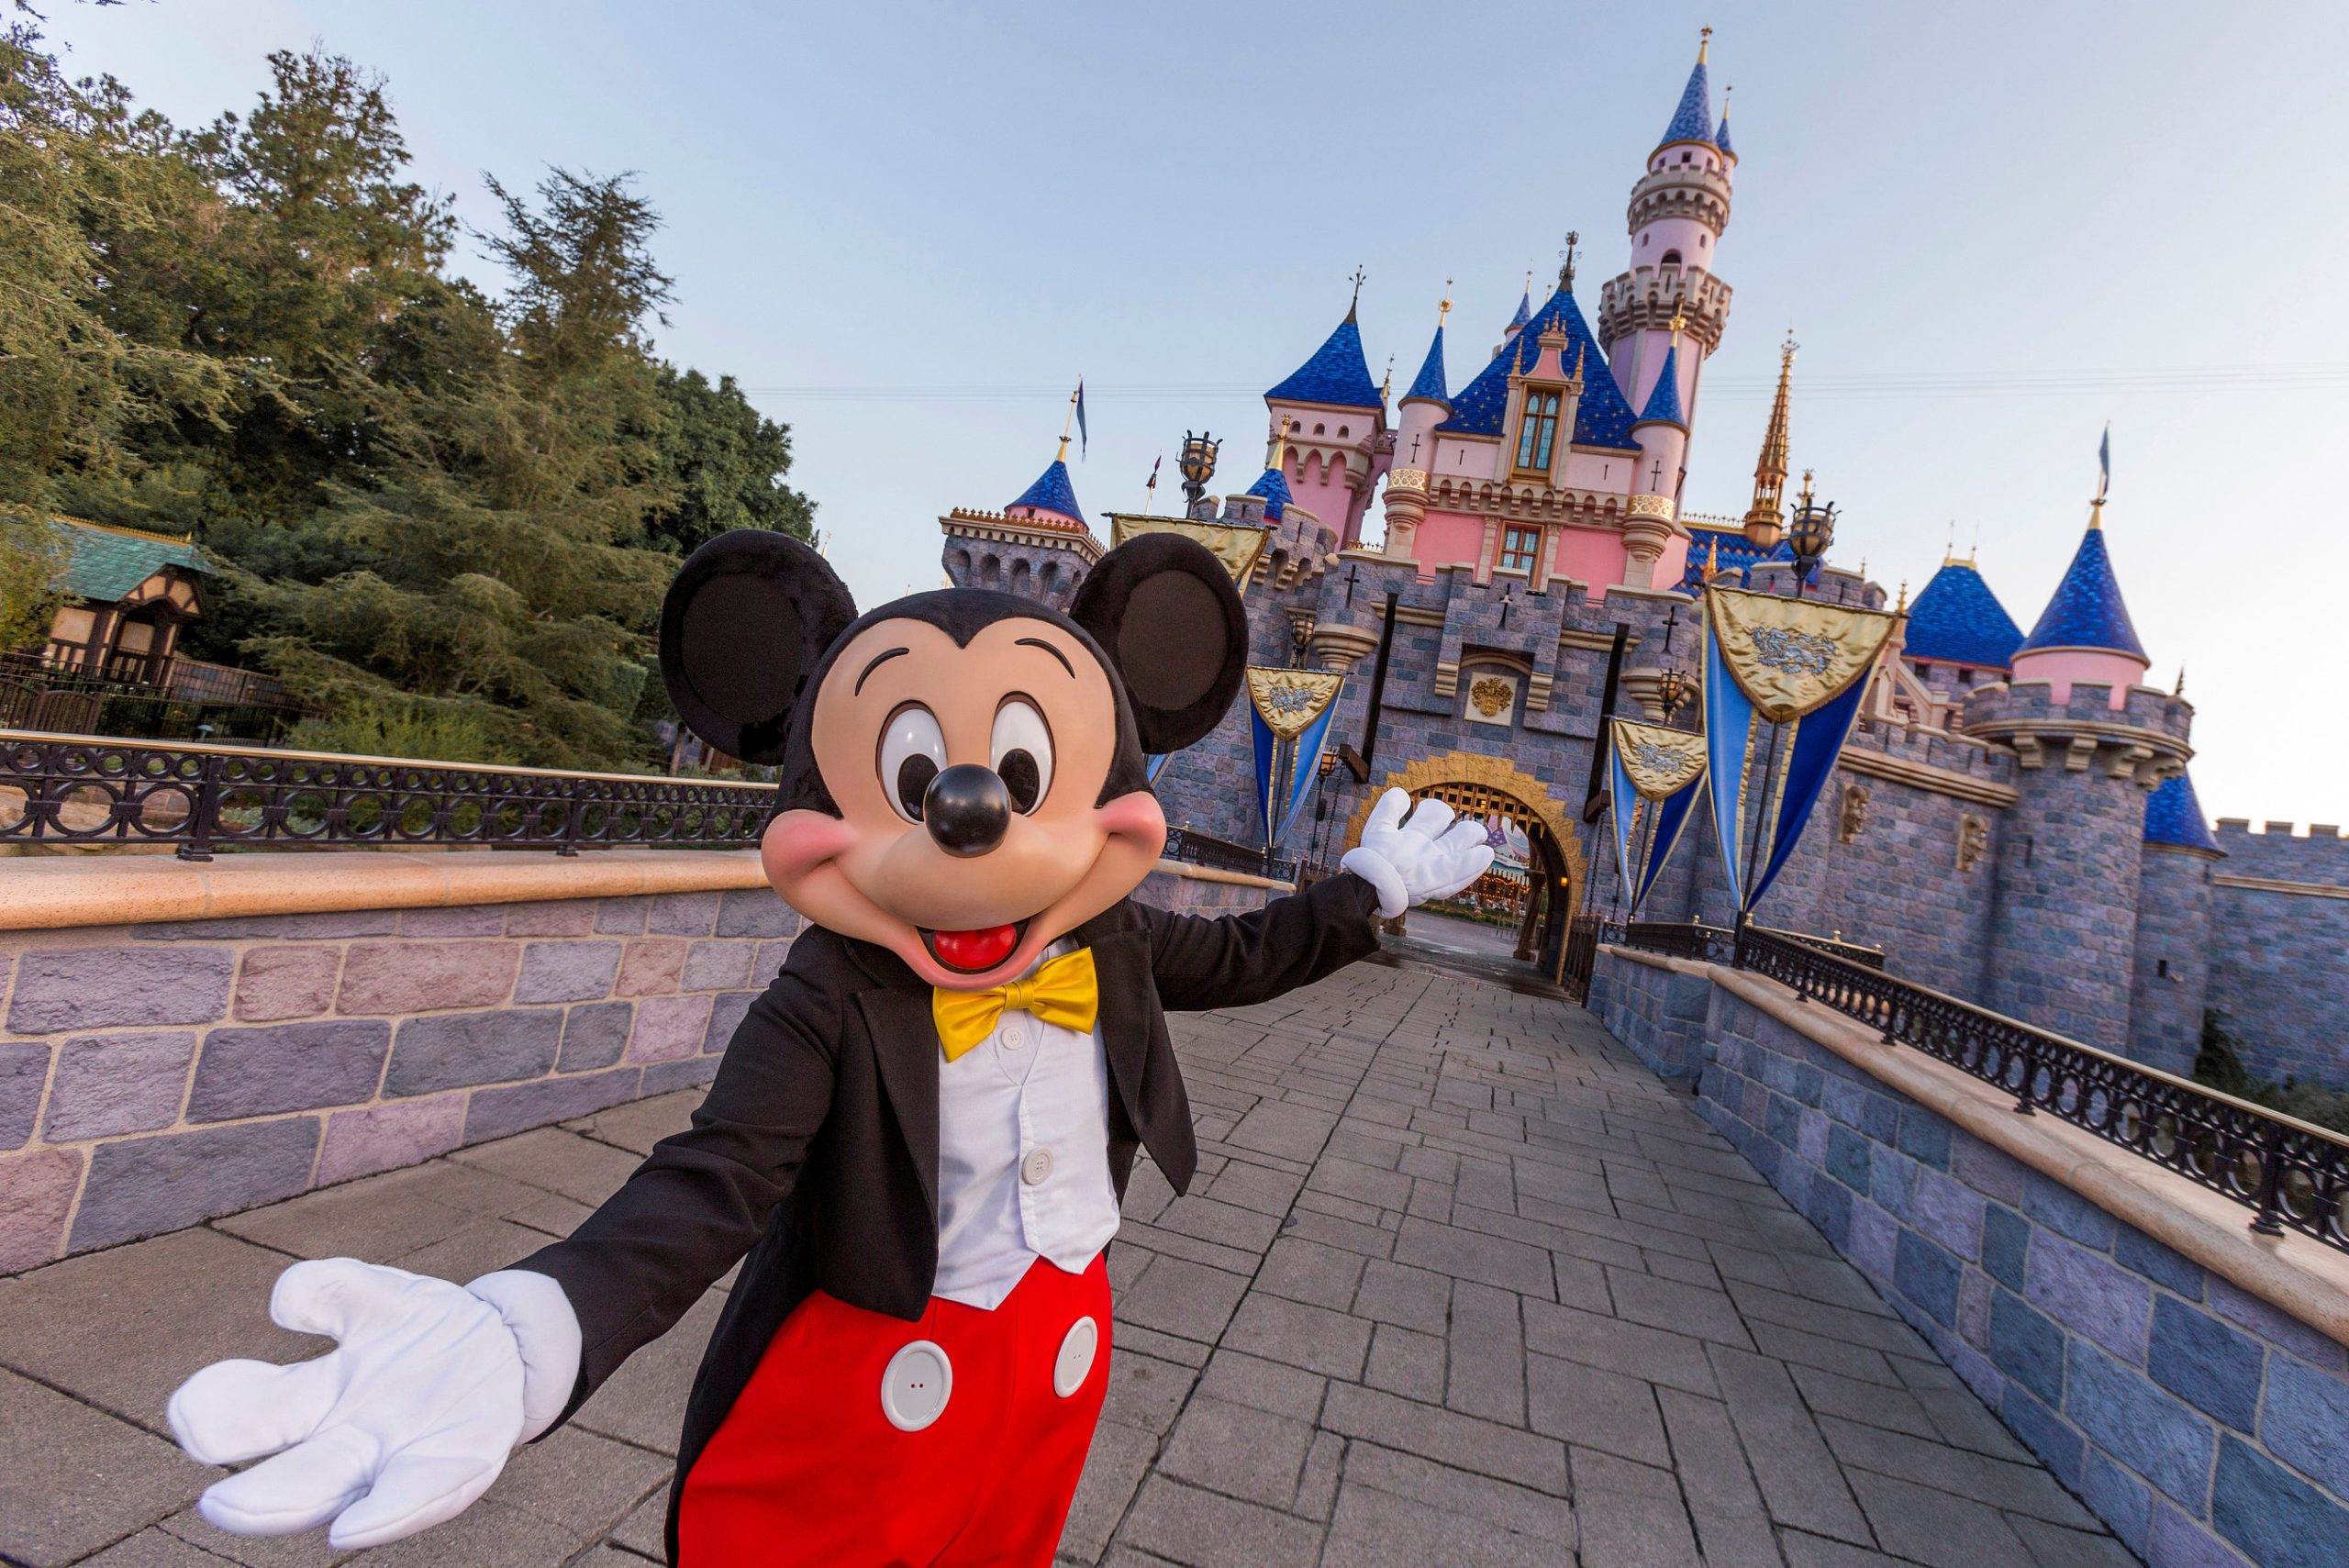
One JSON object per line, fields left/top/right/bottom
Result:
{"left": 1341, "top": 751, "right": 1587, "bottom": 972}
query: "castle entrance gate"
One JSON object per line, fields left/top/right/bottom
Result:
{"left": 1341, "top": 752, "right": 1587, "bottom": 976}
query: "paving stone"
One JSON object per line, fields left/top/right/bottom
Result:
{"left": 1573, "top": 1472, "right": 1706, "bottom": 1568}
{"left": 1319, "top": 1482, "right": 1558, "bottom": 1568}
{"left": 1394, "top": 1215, "right": 1554, "bottom": 1297}
{"left": 1353, "top": 1257, "right": 1452, "bottom": 1333}
{"left": 0, "top": 1366, "right": 215, "bottom": 1568}
{"left": 1365, "top": 1321, "right": 1447, "bottom": 1402}
{"left": 80, "top": 1529, "right": 245, "bottom": 1566}
{"left": 1343, "top": 1442, "right": 1577, "bottom": 1543}
{"left": 1445, "top": 1281, "right": 1525, "bottom": 1425}
{"left": 1709, "top": 1344, "right": 1872, "bottom": 1544}
{"left": 1846, "top": 1469, "right": 2032, "bottom": 1568}
{"left": 1522, "top": 1298, "right": 1719, "bottom": 1396}
{"left": 1115, "top": 1253, "right": 1249, "bottom": 1343}
{"left": 1118, "top": 1474, "right": 1326, "bottom": 1568}
{"left": 1102, "top": 1350, "right": 1197, "bottom": 1434}
{"left": 1060, "top": 1418, "right": 1158, "bottom": 1562}
{"left": 1158, "top": 1394, "right": 1316, "bottom": 1508}
{"left": 1223, "top": 1289, "right": 1371, "bottom": 1378}
{"left": 449, "top": 1127, "right": 641, "bottom": 1205}
{"left": 1321, "top": 1383, "right": 1566, "bottom": 1492}
{"left": 571, "top": 1288, "right": 724, "bottom": 1454}
{"left": 1528, "top": 1351, "right": 1671, "bottom": 1465}
{"left": 489, "top": 1424, "right": 667, "bottom": 1533}
{"left": 1224, "top": 1099, "right": 1339, "bottom": 1162}
{"left": 1253, "top": 1235, "right": 1365, "bottom": 1309}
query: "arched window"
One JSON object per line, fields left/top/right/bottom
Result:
{"left": 1313, "top": 422, "right": 1326, "bottom": 435}
{"left": 1515, "top": 392, "right": 1561, "bottom": 472}
{"left": 1662, "top": 250, "right": 1682, "bottom": 264}
{"left": 1338, "top": 426, "right": 1349, "bottom": 438}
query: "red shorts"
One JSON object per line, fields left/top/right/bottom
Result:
{"left": 678, "top": 1254, "right": 1112, "bottom": 1568}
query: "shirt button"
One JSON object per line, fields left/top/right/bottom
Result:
{"left": 1021, "top": 1148, "right": 1053, "bottom": 1186}
{"left": 1001, "top": 1024, "right": 1027, "bottom": 1050}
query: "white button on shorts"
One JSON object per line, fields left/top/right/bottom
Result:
{"left": 1054, "top": 1317, "right": 1099, "bottom": 1397}
{"left": 1020, "top": 1147, "right": 1053, "bottom": 1185}
{"left": 881, "top": 1340, "right": 952, "bottom": 1431}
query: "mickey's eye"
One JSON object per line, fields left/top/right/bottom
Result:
{"left": 991, "top": 698, "right": 1053, "bottom": 814}
{"left": 878, "top": 704, "right": 946, "bottom": 822}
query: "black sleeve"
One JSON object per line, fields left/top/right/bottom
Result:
{"left": 509, "top": 959, "right": 840, "bottom": 1413}
{"left": 1141, "top": 871, "right": 1384, "bottom": 1014}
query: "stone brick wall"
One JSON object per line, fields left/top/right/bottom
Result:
{"left": 2130, "top": 844, "right": 2218, "bottom": 1076}
{"left": 1594, "top": 951, "right": 2349, "bottom": 1566}
{"left": 0, "top": 885, "right": 797, "bottom": 1274}
{"left": 2207, "top": 822, "right": 2349, "bottom": 1090}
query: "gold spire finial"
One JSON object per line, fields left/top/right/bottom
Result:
{"left": 1558, "top": 229, "right": 1579, "bottom": 291}
{"left": 1054, "top": 435, "right": 1070, "bottom": 463}
{"left": 1438, "top": 280, "right": 1453, "bottom": 327}
{"left": 1742, "top": 328, "right": 1798, "bottom": 546}
{"left": 1267, "top": 416, "right": 1290, "bottom": 470}
{"left": 1698, "top": 24, "right": 1711, "bottom": 64}
{"left": 2087, "top": 497, "right": 2105, "bottom": 531}
{"left": 1668, "top": 302, "right": 1687, "bottom": 343}
{"left": 1895, "top": 579, "right": 1909, "bottom": 614}
{"left": 1701, "top": 535, "right": 1720, "bottom": 583}
{"left": 1720, "top": 83, "right": 1731, "bottom": 122}
{"left": 1380, "top": 354, "right": 1394, "bottom": 403}
{"left": 1798, "top": 468, "right": 1816, "bottom": 506}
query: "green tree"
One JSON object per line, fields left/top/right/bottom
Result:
{"left": 0, "top": 508, "right": 69, "bottom": 654}
{"left": 646, "top": 366, "right": 816, "bottom": 554}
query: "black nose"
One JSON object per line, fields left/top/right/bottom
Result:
{"left": 923, "top": 764, "right": 1010, "bottom": 857}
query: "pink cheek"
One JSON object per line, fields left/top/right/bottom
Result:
{"left": 1097, "top": 792, "right": 1168, "bottom": 848}
{"left": 762, "top": 812, "right": 864, "bottom": 893}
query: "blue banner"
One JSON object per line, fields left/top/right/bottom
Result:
{"left": 1609, "top": 743, "right": 1640, "bottom": 904}
{"left": 1637, "top": 777, "right": 1705, "bottom": 909}
{"left": 1146, "top": 753, "right": 1172, "bottom": 785}
{"left": 1247, "top": 705, "right": 1280, "bottom": 850}
{"left": 1705, "top": 625, "right": 1757, "bottom": 912}
{"left": 1750, "top": 673, "right": 1873, "bottom": 907}
{"left": 1275, "top": 684, "right": 1344, "bottom": 843}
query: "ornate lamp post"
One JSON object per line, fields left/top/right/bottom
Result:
{"left": 1656, "top": 664, "right": 1691, "bottom": 723}
{"left": 1178, "top": 431, "right": 1220, "bottom": 506}
{"left": 1787, "top": 470, "right": 1838, "bottom": 597}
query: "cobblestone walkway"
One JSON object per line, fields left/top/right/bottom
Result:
{"left": 0, "top": 955, "right": 2137, "bottom": 1567}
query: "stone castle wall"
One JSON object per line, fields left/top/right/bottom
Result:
{"left": 2206, "top": 822, "right": 2349, "bottom": 1088}
{"left": 2130, "top": 845, "right": 2218, "bottom": 1077}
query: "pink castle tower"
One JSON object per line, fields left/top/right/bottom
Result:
{"left": 1261, "top": 279, "right": 1390, "bottom": 549}
{"left": 1368, "top": 29, "right": 1738, "bottom": 597}
{"left": 2007, "top": 500, "right": 2152, "bottom": 710}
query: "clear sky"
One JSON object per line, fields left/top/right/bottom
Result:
{"left": 39, "top": 0, "right": 2349, "bottom": 829}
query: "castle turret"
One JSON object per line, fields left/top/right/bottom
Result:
{"left": 1382, "top": 295, "right": 1453, "bottom": 562}
{"left": 2009, "top": 504, "right": 2150, "bottom": 709}
{"left": 2131, "top": 772, "right": 2222, "bottom": 1073}
{"left": 940, "top": 438, "right": 1100, "bottom": 606}
{"left": 1965, "top": 630, "right": 2193, "bottom": 1052}
{"left": 1264, "top": 294, "right": 1387, "bottom": 549}
{"left": 1495, "top": 281, "right": 1532, "bottom": 360}
{"left": 1599, "top": 27, "right": 1734, "bottom": 457}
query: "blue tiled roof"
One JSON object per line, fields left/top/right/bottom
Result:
{"left": 1715, "top": 115, "right": 1735, "bottom": 158}
{"left": 1658, "top": 58, "right": 1714, "bottom": 149}
{"left": 1244, "top": 464, "right": 1292, "bottom": 522}
{"left": 1008, "top": 458, "right": 1084, "bottom": 525}
{"left": 1403, "top": 325, "right": 1449, "bottom": 406}
{"left": 1265, "top": 311, "right": 1384, "bottom": 411}
{"left": 2017, "top": 524, "right": 2145, "bottom": 659}
{"left": 1635, "top": 345, "right": 1686, "bottom": 428}
{"left": 1507, "top": 290, "right": 1531, "bottom": 332}
{"left": 1903, "top": 560, "right": 2023, "bottom": 669}
{"left": 2144, "top": 773, "right": 2220, "bottom": 852}
{"left": 1437, "top": 288, "right": 1640, "bottom": 450}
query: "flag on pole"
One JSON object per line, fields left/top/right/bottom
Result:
{"left": 2097, "top": 424, "right": 2110, "bottom": 503}
{"left": 1074, "top": 379, "right": 1088, "bottom": 459}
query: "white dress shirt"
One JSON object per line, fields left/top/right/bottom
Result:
{"left": 931, "top": 942, "right": 1121, "bottom": 1310}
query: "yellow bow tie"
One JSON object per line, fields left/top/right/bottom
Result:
{"left": 930, "top": 948, "right": 1099, "bottom": 1062}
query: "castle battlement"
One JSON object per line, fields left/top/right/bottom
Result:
{"left": 2210, "top": 819, "right": 2349, "bottom": 884}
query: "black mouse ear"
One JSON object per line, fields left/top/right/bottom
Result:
{"left": 660, "top": 530, "right": 857, "bottom": 765}
{"left": 1067, "top": 531, "right": 1247, "bottom": 755}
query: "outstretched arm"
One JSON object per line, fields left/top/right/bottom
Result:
{"left": 168, "top": 959, "right": 842, "bottom": 1549}
{"left": 1146, "top": 789, "right": 1493, "bottom": 1012}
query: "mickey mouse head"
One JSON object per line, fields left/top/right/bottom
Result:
{"left": 661, "top": 530, "right": 1248, "bottom": 989}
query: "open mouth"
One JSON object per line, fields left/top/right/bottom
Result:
{"left": 918, "top": 918, "right": 1031, "bottom": 975}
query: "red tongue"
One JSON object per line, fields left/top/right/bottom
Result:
{"left": 932, "top": 924, "right": 1019, "bottom": 971}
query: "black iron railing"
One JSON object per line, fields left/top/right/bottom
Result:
{"left": 1609, "top": 920, "right": 2349, "bottom": 1253}
{"left": 1163, "top": 825, "right": 1297, "bottom": 884}
{"left": 0, "top": 730, "right": 774, "bottom": 859}
{"left": 1620, "top": 918, "right": 1735, "bottom": 963}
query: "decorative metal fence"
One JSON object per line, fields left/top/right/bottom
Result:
{"left": 1609, "top": 919, "right": 2349, "bottom": 1253}
{"left": 0, "top": 730, "right": 776, "bottom": 859}
{"left": 1163, "top": 825, "right": 1297, "bottom": 884}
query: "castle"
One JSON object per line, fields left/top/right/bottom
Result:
{"left": 939, "top": 35, "right": 2347, "bottom": 1090}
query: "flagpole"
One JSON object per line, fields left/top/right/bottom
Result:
{"left": 1062, "top": 386, "right": 1077, "bottom": 442}
{"left": 1739, "top": 718, "right": 1785, "bottom": 929}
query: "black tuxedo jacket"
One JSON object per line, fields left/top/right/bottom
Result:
{"left": 512, "top": 872, "right": 1382, "bottom": 1562}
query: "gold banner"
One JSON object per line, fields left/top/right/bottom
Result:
{"left": 1109, "top": 515, "right": 1272, "bottom": 590}
{"left": 1704, "top": 584, "right": 1898, "bottom": 722}
{"left": 1245, "top": 667, "right": 1345, "bottom": 742}
{"left": 1611, "top": 718, "right": 1706, "bottom": 799}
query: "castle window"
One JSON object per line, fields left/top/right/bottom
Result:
{"left": 1499, "top": 526, "right": 1541, "bottom": 574}
{"left": 1514, "top": 392, "right": 1561, "bottom": 472}
{"left": 1313, "top": 423, "right": 1325, "bottom": 435}
{"left": 1338, "top": 426, "right": 1349, "bottom": 437}
{"left": 1662, "top": 250, "right": 1682, "bottom": 264}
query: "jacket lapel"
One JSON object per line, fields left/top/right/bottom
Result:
{"left": 854, "top": 980, "right": 941, "bottom": 1224}
{"left": 1084, "top": 924, "right": 1152, "bottom": 1133}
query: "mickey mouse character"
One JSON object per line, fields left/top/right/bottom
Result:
{"left": 167, "top": 529, "right": 1492, "bottom": 1566}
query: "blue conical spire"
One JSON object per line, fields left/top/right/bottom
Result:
{"left": 1508, "top": 289, "right": 1532, "bottom": 332}
{"left": 1715, "top": 114, "right": 1735, "bottom": 158}
{"left": 1403, "top": 320, "right": 1449, "bottom": 406}
{"left": 1635, "top": 345, "right": 1686, "bottom": 428}
{"left": 1007, "top": 443, "right": 1085, "bottom": 526}
{"left": 2144, "top": 773, "right": 2220, "bottom": 853}
{"left": 1265, "top": 307, "right": 1383, "bottom": 410}
{"left": 2017, "top": 514, "right": 2145, "bottom": 659}
{"left": 1905, "top": 557, "right": 2024, "bottom": 669}
{"left": 1657, "top": 33, "right": 1715, "bottom": 149}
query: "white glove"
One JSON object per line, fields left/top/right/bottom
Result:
{"left": 166, "top": 1260, "right": 582, "bottom": 1550}
{"left": 1341, "top": 787, "right": 1496, "bottom": 918}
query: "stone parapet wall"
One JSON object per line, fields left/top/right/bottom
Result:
{"left": 1594, "top": 949, "right": 2349, "bottom": 1566}
{"left": 0, "top": 852, "right": 795, "bottom": 1274}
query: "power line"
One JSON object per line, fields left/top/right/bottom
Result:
{"left": 733, "top": 363, "right": 2349, "bottom": 405}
